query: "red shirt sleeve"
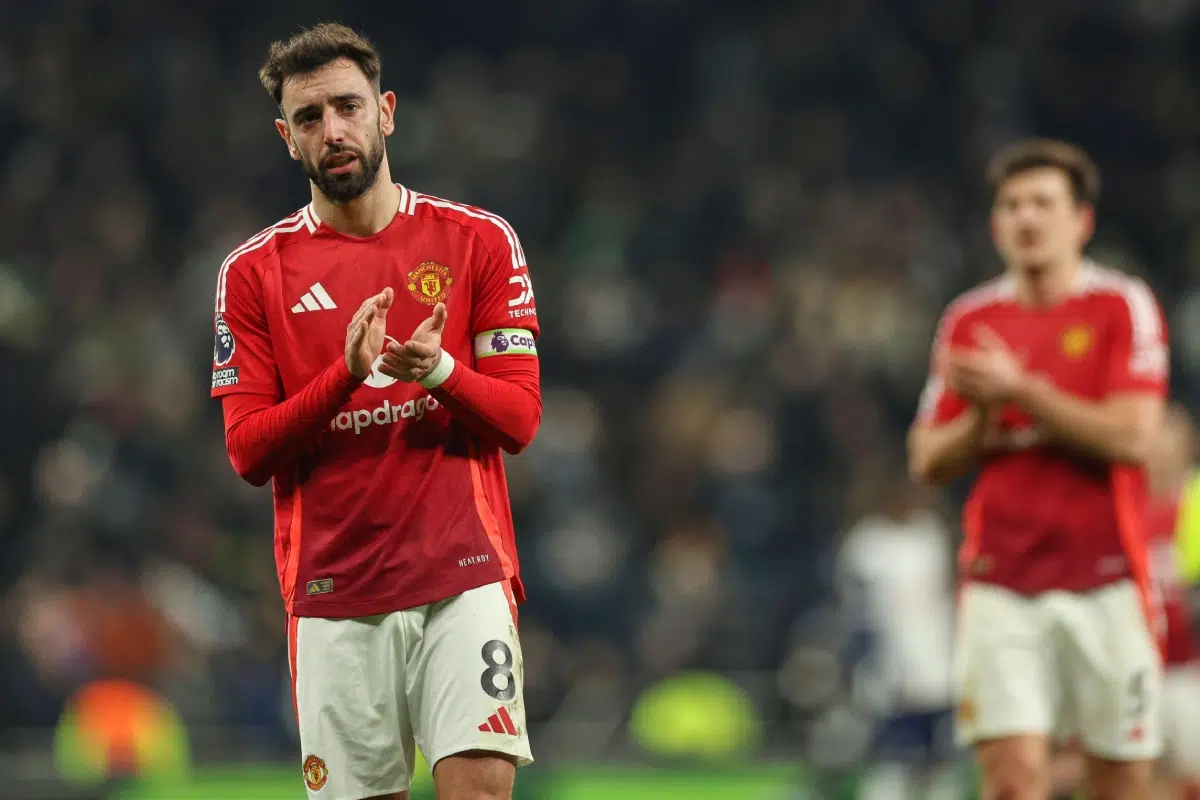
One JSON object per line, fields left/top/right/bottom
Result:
{"left": 212, "top": 251, "right": 364, "bottom": 485}
{"left": 210, "top": 260, "right": 281, "bottom": 399}
{"left": 424, "top": 214, "right": 541, "bottom": 453}
{"left": 916, "top": 306, "right": 970, "bottom": 425}
{"left": 430, "top": 357, "right": 541, "bottom": 454}
{"left": 469, "top": 218, "right": 540, "bottom": 341}
{"left": 222, "top": 360, "right": 363, "bottom": 486}
{"left": 1106, "top": 279, "right": 1169, "bottom": 396}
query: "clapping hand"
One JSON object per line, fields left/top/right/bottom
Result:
{"left": 944, "top": 325, "right": 1027, "bottom": 404}
{"left": 344, "top": 288, "right": 394, "bottom": 378}
{"left": 378, "top": 302, "right": 447, "bottom": 383}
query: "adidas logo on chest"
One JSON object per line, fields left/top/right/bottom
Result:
{"left": 291, "top": 282, "right": 337, "bottom": 313}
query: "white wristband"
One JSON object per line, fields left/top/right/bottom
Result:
{"left": 419, "top": 349, "right": 455, "bottom": 389}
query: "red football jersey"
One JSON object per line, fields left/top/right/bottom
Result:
{"left": 1146, "top": 496, "right": 1198, "bottom": 665}
{"left": 210, "top": 185, "right": 539, "bottom": 617}
{"left": 917, "top": 261, "right": 1169, "bottom": 596}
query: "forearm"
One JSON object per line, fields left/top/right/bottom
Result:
{"left": 907, "top": 407, "right": 989, "bottom": 487}
{"left": 422, "top": 352, "right": 541, "bottom": 454}
{"left": 1013, "top": 376, "right": 1152, "bottom": 464}
{"left": 224, "top": 360, "right": 363, "bottom": 485}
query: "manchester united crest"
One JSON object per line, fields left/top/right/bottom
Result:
{"left": 407, "top": 261, "right": 452, "bottom": 306}
{"left": 303, "top": 754, "right": 329, "bottom": 791}
{"left": 1060, "top": 323, "right": 1092, "bottom": 359}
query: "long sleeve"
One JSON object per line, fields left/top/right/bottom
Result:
{"left": 426, "top": 354, "right": 541, "bottom": 454}
{"left": 223, "top": 359, "right": 364, "bottom": 486}
{"left": 422, "top": 205, "right": 542, "bottom": 454}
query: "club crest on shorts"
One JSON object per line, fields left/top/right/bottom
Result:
{"left": 303, "top": 754, "right": 328, "bottom": 791}
{"left": 213, "top": 314, "right": 235, "bottom": 366}
{"left": 956, "top": 697, "right": 976, "bottom": 726}
{"left": 407, "top": 261, "right": 452, "bottom": 306}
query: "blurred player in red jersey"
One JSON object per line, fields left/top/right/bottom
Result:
{"left": 908, "top": 138, "right": 1171, "bottom": 800}
{"left": 209, "top": 23, "right": 540, "bottom": 800}
{"left": 1046, "top": 404, "right": 1200, "bottom": 800}
{"left": 1148, "top": 404, "right": 1200, "bottom": 799}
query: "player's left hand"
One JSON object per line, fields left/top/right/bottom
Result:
{"left": 944, "top": 324, "right": 1027, "bottom": 403}
{"left": 378, "top": 302, "right": 447, "bottom": 382}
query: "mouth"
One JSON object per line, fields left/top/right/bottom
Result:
{"left": 1016, "top": 230, "right": 1043, "bottom": 248}
{"left": 322, "top": 152, "right": 359, "bottom": 175}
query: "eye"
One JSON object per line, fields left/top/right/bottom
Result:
{"left": 342, "top": 102, "right": 359, "bottom": 113}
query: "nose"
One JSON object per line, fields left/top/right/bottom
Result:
{"left": 321, "top": 107, "right": 347, "bottom": 144}
{"left": 1012, "top": 202, "right": 1041, "bottom": 226}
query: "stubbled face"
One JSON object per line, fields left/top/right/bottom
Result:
{"left": 275, "top": 57, "right": 395, "bottom": 204}
{"left": 991, "top": 167, "right": 1093, "bottom": 273}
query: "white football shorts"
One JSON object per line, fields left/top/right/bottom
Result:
{"left": 287, "top": 580, "right": 532, "bottom": 799}
{"left": 953, "top": 579, "right": 1162, "bottom": 762}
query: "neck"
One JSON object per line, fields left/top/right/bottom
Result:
{"left": 1011, "top": 254, "right": 1083, "bottom": 307}
{"left": 311, "top": 166, "right": 401, "bottom": 237}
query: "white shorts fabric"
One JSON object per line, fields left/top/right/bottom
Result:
{"left": 1162, "top": 664, "right": 1200, "bottom": 777}
{"left": 953, "top": 579, "right": 1162, "bottom": 761}
{"left": 288, "top": 581, "right": 532, "bottom": 799}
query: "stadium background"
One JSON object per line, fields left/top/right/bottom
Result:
{"left": 4, "top": 0, "right": 1200, "bottom": 797}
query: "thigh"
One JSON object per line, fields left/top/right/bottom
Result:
{"left": 1085, "top": 753, "right": 1154, "bottom": 799}
{"left": 954, "top": 582, "right": 1056, "bottom": 747}
{"left": 291, "top": 613, "right": 416, "bottom": 799}
{"left": 433, "top": 750, "right": 517, "bottom": 799}
{"left": 406, "top": 581, "right": 533, "bottom": 772}
{"left": 1061, "top": 581, "right": 1163, "bottom": 763}
{"left": 975, "top": 734, "right": 1052, "bottom": 797}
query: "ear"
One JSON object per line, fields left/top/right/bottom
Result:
{"left": 275, "top": 118, "right": 301, "bottom": 161}
{"left": 378, "top": 90, "right": 397, "bottom": 137}
{"left": 1077, "top": 203, "right": 1096, "bottom": 246}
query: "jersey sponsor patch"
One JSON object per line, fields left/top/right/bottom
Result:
{"left": 211, "top": 367, "right": 239, "bottom": 389}
{"left": 329, "top": 396, "right": 440, "bottom": 435}
{"left": 213, "top": 314, "right": 235, "bottom": 366}
{"left": 306, "top": 578, "right": 334, "bottom": 596}
{"left": 507, "top": 273, "right": 537, "bottom": 320}
{"left": 476, "top": 329, "right": 537, "bottom": 359}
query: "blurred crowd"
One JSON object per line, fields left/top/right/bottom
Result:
{"left": 3, "top": 0, "right": 1200, "bottom": 772}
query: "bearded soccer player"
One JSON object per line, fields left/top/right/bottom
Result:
{"left": 209, "top": 24, "right": 539, "bottom": 800}
{"left": 908, "top": 139, "right": 1170, "bottom": 800}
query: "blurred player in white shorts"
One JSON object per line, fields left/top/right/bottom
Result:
{"left": 1147, "top": 405, "right": 1200, "bottom": 798}
{"left": 1049, "top": 404, "right": 1200, "bottom": 800}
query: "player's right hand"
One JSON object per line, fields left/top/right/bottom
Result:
{"left": 345, "top": 288, "right": 394, "bottom": 378}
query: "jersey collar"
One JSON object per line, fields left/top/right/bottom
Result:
{"left": 305, "top": 183, "right": 414, "bottom": 228}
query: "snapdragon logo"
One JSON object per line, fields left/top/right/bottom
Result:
{"left": 330, "top": 396, "right": 440, "bottom": 435}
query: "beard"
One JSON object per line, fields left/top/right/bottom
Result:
{"left": 301, "top": 129, "right": 385, "bottom": 205}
